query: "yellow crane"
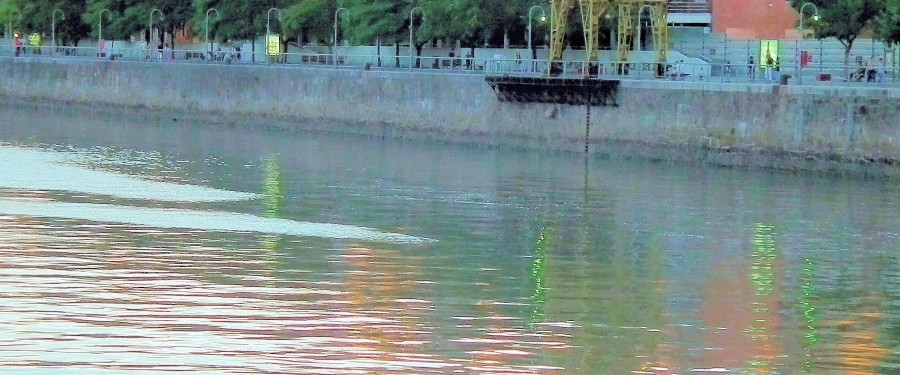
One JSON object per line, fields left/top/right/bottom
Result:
{"left": 548, "top": 0, "right": 669, "bottom": 76}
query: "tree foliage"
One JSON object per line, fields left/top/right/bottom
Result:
{"left": 1, "top": 0, "right": 89, "bottom": 45}
{"left": 875, "top": 0, "right": 900, "bottom": 45}
{"left": 282, "top": 0, "right": 335, "bottom": 45}
{"left": 792, "top": 0, "right": 884, "bottom": 65}
{"left": 5, "top": 0, "right": 894, "bottom": 57}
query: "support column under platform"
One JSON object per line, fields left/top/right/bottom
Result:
{"left": 485, "top": 76, "right": 620, "bottom": 107}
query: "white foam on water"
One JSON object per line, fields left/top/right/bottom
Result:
{"left": 0, "top": 200, "right": 434, "bottom": 244}
{"left": 0, "top": 146, "right": 260, "bottom": 202}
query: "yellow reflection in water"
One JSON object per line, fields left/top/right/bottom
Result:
{"left": 831, "top": 293, "right": 890, "bottom": 374}
{"left": 263, "top": 154, "right": 285, "bottom": 219}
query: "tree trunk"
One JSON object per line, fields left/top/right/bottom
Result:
{"left": 415, "top": 43, "right": 423, "bottom": 68}
{"left": 843, "top": 39, "right": 853, "bottom": 81}
{"left": 252, "top": 37, "right": 256, "bottom": 63}
{"left": 377, "top": 36, "right": 382, "bottom": 67}
{"left": 395, "top": 42, "right": 400, "bottom": 68}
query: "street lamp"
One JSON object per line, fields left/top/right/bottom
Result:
{"left": 51, "top": 9, "right": 64, "bottom": 57}
{"left": 266, "top": 8, "right": 281, "bottom": 36}
{"left": 606, "top": 12, "right": 613, "bottom": 51}
{"left": 149, "top": 8, "right": 164, "bottom": 58}
{"left": 98, "top": 9, "right": 111, "bottom": 58}
{"left": 266, "top": 8, "right": 282, "bottom": 62}
{"left": 527, "top": 5, "right": 546, "bottom": 58}
{"left": 797, "top": 2, "right": 819, "bottom": 84}
{"left": 206, "top": 8, "right": 219, "bottom": 58}
{"left": 635, "top": 4, "right": 655, "bottom": 52}
{"left": 798, "top": 2, "right": 820, "bottom": 39}
{"left": 408, "top": 6, "right": 424, "bottom": 69}
{"left": 333, "top": 7, "right": 348, "bottom": 65}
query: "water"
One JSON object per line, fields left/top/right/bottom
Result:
{"left": 0, "top": 104, "right": 898, "bottom": 374}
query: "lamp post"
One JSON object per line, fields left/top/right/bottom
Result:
{"left": 635, "top": 5, "right": 654, "bottom": 53}
{"left": 408, "top": 6, "right": 424, "bottom": 70}
{"left": 527, "top": 5, "right": 546, "bottom": 60}
{"left": 797, "top": 2, "right": 819, "bottom": 84}
{"left": 606, "top": 13, "right": 613, "bottom": 51}
{"left": 52, "top": 9, "right": 64, "bottom": 57}
{"left": 266, "top": 7, "right": 281, "bottom": 62}
{"left": 149, "top": 8, "right": 164, "bottom": 59}
{"left": 206, "top": 8, "right": 219, "bottom": 58}
{"left": 98, "top": 9, "right": 111, "bottom": 58}
{"left": 266, "top": 8, "right": 281, "bottom": 38}
{"left": 8, "top": 9, "right": 20, "bottom": 43}
{"left": 333, "top": 7, "right": 348, "bottom": 65}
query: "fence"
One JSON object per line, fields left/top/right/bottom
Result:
{"left": 2, "top": 44, "right": 898, "bottom": 88}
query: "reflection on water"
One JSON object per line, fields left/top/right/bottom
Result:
{"left": 263, "top": 154, "right": 285, "bottom": 219}
{"left": 0, "top": 145, "right": 259, "bottom": 202}
{"left": 0, "top": 105, "right": 898, "bottom": 374}
{"left": 746, "top": 223, "right": 782, "bottom": 374}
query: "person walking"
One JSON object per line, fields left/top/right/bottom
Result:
{"left": 725, "top": 60, "right": 732, "bottom": 82}
{"left": 774, "top": 56, "right": 781, "bottom": 82}
{"left": 764, "top": 55, "right": 774, "bottom": 83}
{"left": 748, "top": 55, "right": 756, "bottom": 81}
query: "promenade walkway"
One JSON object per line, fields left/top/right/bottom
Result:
{"left": 4, "top": 46, "right": 899, "bottom": 91}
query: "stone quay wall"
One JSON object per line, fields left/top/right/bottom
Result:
{"left": 1, "top": 57, "right": 898, "bottom": 176}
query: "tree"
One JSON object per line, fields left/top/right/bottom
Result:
{"left": 875, "top": 0, "right": 900, "bottom": 45}
{"left": 4, "top": 0, "right": 89, "bottom": 47}
{"left": 282, "top": 0, "right": 335, "bottom": 47}
{"left": 344, "top": 0, "right": 409, "bottom": 67}
{"left": 83, "top": 0, "right": 139, "bottom": 43}
{"left": 418, "top": 0, "right": 481, "bottom": 44}
{"left": 793, "top": 0, "right": 884, "bottom": 76}
{"left": 190, "top": 0, "right": 294, "bottom": 61}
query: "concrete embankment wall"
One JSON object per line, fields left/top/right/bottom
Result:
{"left": 1, "top": 57, "right": 898, "bottom": 176}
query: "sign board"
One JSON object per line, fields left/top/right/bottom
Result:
{"left": 266, "top": 34, "right": 281, "bottom": 56}
{"left": 28, "top": 33, "right": 42, "bottom": 47}
{"left": 800, "top": 50, "right": 811, "bottom": 68}
{"left": 759, "top": 40, "right": 780, "bottom": 67}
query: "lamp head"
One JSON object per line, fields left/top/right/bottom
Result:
{"left": 813, "top": 14, "right": 820, "bottom": 21}
{"left": 540, "top": 15, "right": 546, "bottom": 22}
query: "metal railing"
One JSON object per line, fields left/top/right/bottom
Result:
{"left": 2, "top": 44, "right": 898, "bottom": 87}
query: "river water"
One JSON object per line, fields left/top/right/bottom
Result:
{"left": 0, "top": 105, "right": 897, "bottom": 374}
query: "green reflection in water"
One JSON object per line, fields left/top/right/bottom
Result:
{"left": 748, "top": 223, "right": 779, "bottom": 373}
{"left": 529, "top": 223, "right": 555, "bottom": 327}
{"left": 799, "top": 257, "right": 820, "bottom": 373}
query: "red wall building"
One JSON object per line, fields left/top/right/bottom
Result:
{"left": 710, "top": 0, "right": 800, "bottom": 40}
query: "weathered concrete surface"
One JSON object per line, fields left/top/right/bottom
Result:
{"left": 1, "top": 57, "right": 897, "bottom": 177}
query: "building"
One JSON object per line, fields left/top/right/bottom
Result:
{"left": 668, "top": 0, "right": 801, "bottom": 40}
